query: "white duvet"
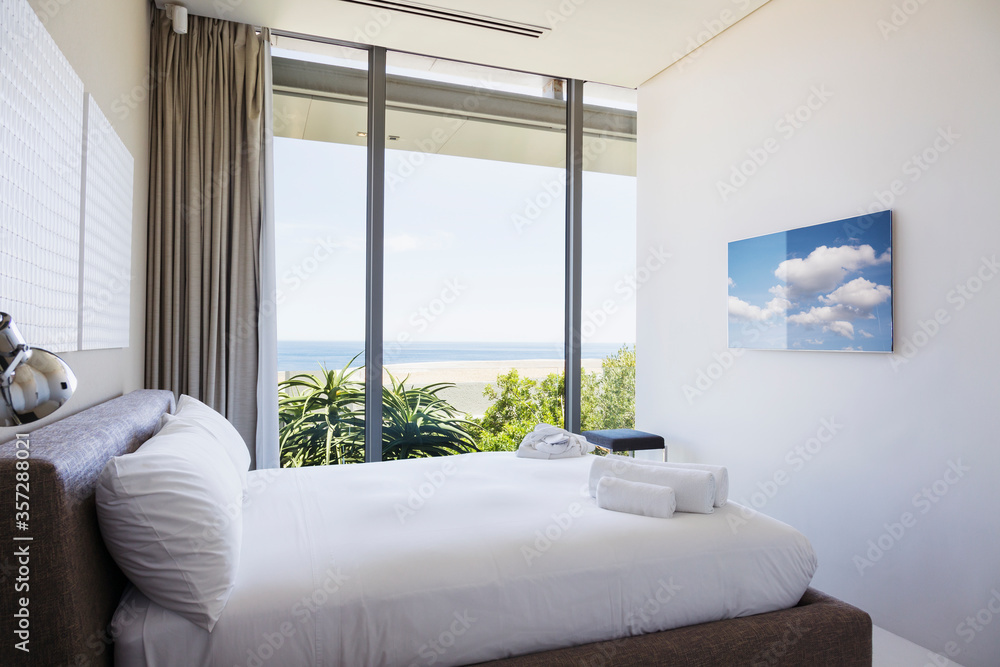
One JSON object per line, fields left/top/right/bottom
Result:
{"left": 114, "top": 452, "right": 817, "bottom": 667}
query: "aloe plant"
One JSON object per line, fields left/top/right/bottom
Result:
{"left": 278, "top": 356, "right": 365, "bottom": 467}
{"left": 380, "top": 373, "right": 479, "bottom": 460}
{"left": 278, "top": 359, "right": 479, "bottom": 467}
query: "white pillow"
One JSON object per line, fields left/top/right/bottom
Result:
{"left": 162, "top": 394, "right": 251, "bottom": 487}
{"left": 96, "top": 417, "right": 244, "bottom": 631}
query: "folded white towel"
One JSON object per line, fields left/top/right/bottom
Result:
{"left": 589, "top": 456, "right": 715, "bottom": 514}
{"left": 603, "top": 456, "right": 729, "bottom": 507}
{"left": 596, "top": 477, "right": 676, "bottom": 519}
{"left": 517, "top": 424, "right": 594, "bottom": 459}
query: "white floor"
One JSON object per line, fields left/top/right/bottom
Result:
{"left": 873, "top": 626, "right": 963, "bottom": 667}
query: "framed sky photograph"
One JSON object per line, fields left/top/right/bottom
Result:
{"left": 728, "top": 211, "right": 892, "bottom": 352}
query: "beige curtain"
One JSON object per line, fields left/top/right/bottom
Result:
{"left": 146, "top": 10, "right": 270, "bottom": 461}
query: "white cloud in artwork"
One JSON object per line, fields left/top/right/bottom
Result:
{"left": 820, "top": 277, "right": 891, "bottom": 311}
{"left": 775, "top": 245, "right": 890, "bottom": 298}
{"left": 788, "top": 306, "right": 857, "bottom": 339}
{"left": 728, "top": 277, "right": 736, "bottom": 287}
{"left": 788, "top": 305, "right": 854, "bottom": 325}
{"left": 859, "top": 330, "right": 874, "bottom": 339}
{"left": 827, "top": 321, "right": 855, "bottom": 339}
{"left": 786, "top": 276, "right": 890, "bottom": 340}
{"left": 842, "top": 345, "right": 861, "bottom": 351}
{"left": 728, "top": 295, "right": 790, "bottom": 322}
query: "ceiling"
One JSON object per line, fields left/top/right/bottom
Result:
{"left": 159, "top": 0, "right": 771, "bottom": 88}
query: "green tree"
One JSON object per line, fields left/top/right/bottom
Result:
{"left": 474, "top": 345, "right": 636, "bottom": 450}
{"left": 582, "top": 344, "right": 636, "bottom": 430}
{"left": 474, "top": 370, "right": 564, "bottom": 452}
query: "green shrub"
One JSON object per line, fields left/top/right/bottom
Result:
{"left": 582, "top": 344, "right": 636, "bottom": 431}
{"left": 474, "top": 345, "right": 636, "bottom": 450}
{"left": 278, "top": 345, "right": 635, "bottom": 464}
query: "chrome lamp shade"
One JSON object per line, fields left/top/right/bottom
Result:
{"left": 0, "top": 313, "right": 78, "bottom": 427}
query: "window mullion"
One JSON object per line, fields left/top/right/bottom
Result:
{"left": 564, "top": 79, "right": 584, "bottom": 433}
{"left": 365, "top": 47, "right": 387, "bottom": 462}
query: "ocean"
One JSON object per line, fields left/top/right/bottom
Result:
{"left": 277, "top": 341, "right": 630, "bottom": 371}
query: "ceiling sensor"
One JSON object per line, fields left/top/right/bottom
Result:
{"left": 338, "top": 1, "right": 550, "bottom": 38}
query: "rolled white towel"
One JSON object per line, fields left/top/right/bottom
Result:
{"left": 661, "top": 462, "right": 728, "bottom": 507}
{"left": 603, "top": 455, "right": 729, "bottom": 507}
{"left": 589, "top": 456, "right": 715, "bottom": 514}
{"left": 596, "top": 477, "right": 676, "bottom": 519}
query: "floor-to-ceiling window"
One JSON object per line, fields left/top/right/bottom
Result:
{"left": 269, "top": 39, "right": 637, "bottom": 466}
{"left": 382, "top": 53, "right": 568, "bottom": 455}
{"left": 581, "top": 82, "right": 638, "bottom": 431}
{"left": 272, "top": 38, "right": 369, "bottom": 466}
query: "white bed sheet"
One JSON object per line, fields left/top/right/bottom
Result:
{"left": 114, "top": 452, "right": 817, "bottom": 667}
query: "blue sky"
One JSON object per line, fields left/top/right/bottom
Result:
{"left": 273, "top": 138, "right": 637, "bottom": 345}
{"left": 728, "top": 213, "right": 892, "bottom": 352}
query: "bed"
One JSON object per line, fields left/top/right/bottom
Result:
{"left": 0, "top": 390, "right": 872, "bottom": 666}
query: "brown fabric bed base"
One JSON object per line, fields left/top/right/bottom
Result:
{"left": 475, "top": 588, "right": 872, "bottom": 667}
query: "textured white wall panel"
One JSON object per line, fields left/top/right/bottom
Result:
{"left": 81, "top": 94, "right": 133, "bottom": 349}
{"left": 0, "top": 0, "right": 84, "bottom": 352}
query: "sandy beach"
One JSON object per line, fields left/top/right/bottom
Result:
{"left": 278, "top": 358, "right": 604, "bottom": 416}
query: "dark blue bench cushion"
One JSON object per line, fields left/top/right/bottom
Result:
{"left": 582, "top": 429, "right": 665, "bottom": 451}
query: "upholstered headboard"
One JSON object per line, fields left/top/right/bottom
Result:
{"left": 0, "top": 390, "right": 175, "bottom": 666}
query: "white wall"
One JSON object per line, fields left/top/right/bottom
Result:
{"left": 16, "top": 0, "right": 150, "bottom": 429}
{"left": 636, "top": 0, "right": 1000, "bottom": 664}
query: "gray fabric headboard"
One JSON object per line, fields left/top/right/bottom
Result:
{"left": 0, "top": 390, "right": 175, "bottom": 666}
